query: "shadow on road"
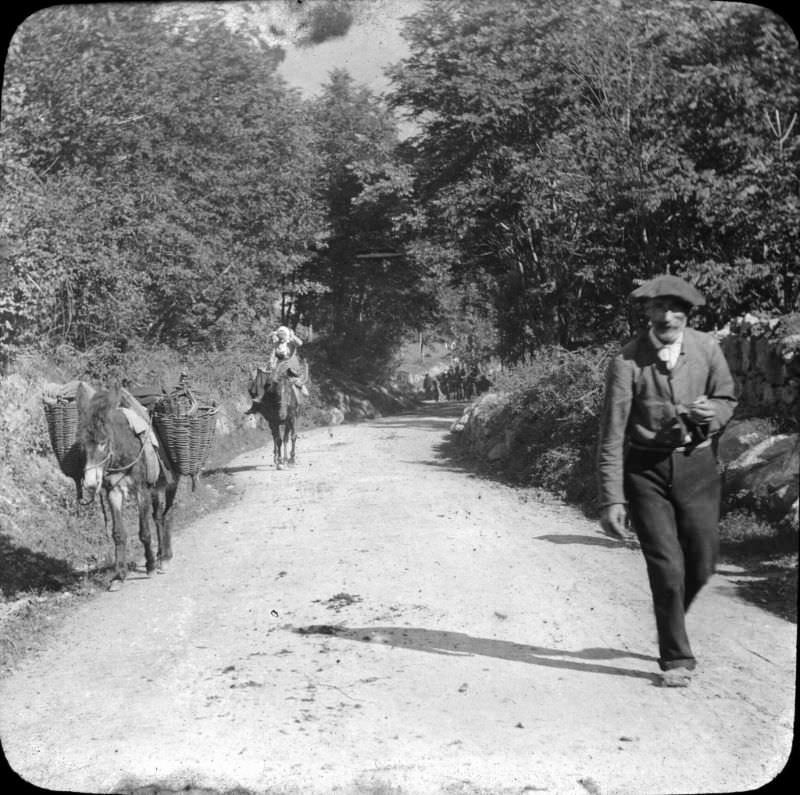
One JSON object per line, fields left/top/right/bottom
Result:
{"left": 373, "top": 418, "right": 457, "bottom": 432}
{"left": 421, "top": 429, "right": 520, "bottom": 481}
{"left": 407, "top": 400, "right": 469, "bottom": 417}
{"left": 203, "top": 464, "right": 272, "bottom": 476}
{"left": 361, "top": 400, "right": 467, "bottom": 432}
{"left": 0, "top": 532, "right": 82, "bottom": 594}
{"left": 534, "top": 533, "right": 640, "bottom": 551}
{"left": 293, "top": 624, "right": 660, "bottom": 683}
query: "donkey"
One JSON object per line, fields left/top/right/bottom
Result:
{"left": 77, "top": 385, "right": 178, "bottom": 590}
{"left": 247, "top": 365, "right": 299, "bottom": 469}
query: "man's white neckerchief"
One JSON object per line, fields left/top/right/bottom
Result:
{"left": 649, "top": 327, "right": 683, "bottom": 370}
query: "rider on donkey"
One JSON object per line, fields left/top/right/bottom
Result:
{"left": 246, "top": 324, "right": 309, "bottom": 416}
{"left": 267, "top": 325, "right": 309, "bottom": 402}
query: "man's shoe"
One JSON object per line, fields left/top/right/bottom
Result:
{"left": 660, "top": 668, "right": 693, "bottom": 688}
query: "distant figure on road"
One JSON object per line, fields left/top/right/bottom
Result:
{"left": 422, "top": 372, "right": 441, "bottom": 401}
{"left": 423, "top": 372, "right": 434, "bottom": 400}
{"left": 475, "top": 370, "right": 492, "bottom": 395}
{"left": 596, "top": 274, "right": 737, "bottom": 687}
{"left": 439, "top": 369, "right": 451, "bottom": 400}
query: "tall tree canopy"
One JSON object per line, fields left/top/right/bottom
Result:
{"left": 1, "top": 3, "right": 327, "bottom": 358}
{"left": 299, "top": 70, "right": 424, "bottom": 375}
{"left": 2, "top": 0, "right": 796, "bottom": 374}
{"left": 387, "top": 0, "right": 800, "bottom": 360}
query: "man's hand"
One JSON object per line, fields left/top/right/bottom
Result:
{"left": 687, "top": 395, "right": 715, "bottom": 424}
{"left": 600, "top": 503, "right": 632, "bottom": 541}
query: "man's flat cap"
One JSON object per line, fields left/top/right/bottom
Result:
{"left": 629, "top": 274, "right": 706, "bottom": 307}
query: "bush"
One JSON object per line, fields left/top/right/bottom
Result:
{"left": 480, "top": 345, "right": 616, "bottom": 511}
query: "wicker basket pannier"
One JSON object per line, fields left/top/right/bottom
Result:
{"left": 41, "top": 380, "right": 94, "bottom": 482}
{"left": 43, "top": 401, "right": 77, "bottom": 461}
{"left": 152, "top": 382, "right": 218, "bottom": 479}
{"left": 43, "top": 401, "right": 81, "bottom": 475}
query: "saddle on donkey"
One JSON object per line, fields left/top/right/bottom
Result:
{"left": 246, "top": 325, "right": 309, "bottom": 414}
{"left": 246, "top": 357, "right": 308, "bottom": 413}
{"left": 119, "top": 388, "right": 173, "bottom": 486}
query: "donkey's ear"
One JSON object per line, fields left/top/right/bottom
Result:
{"left": 106, "top": 385, "right": 122, "bottom": 408}
{"left": 76, "top": 382, "right": 92, "bottom": 417}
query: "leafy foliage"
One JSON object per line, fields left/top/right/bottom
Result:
{"left": 299, "top": 70, "right": 427, "bottom": 378}
{"left": 296, "top": 0, "right": 355, "bottom": 46}
{"left": 2, "top": 0, "right": 797, "bottom": 377}
{"left": 485, "top": 344, "right": 615, "bottom": 508}
{"left": 387, "top": 0, "right": 800, "bottom": 361}
{"left": 1, "top": 4, "right": 327, "bottom": 363}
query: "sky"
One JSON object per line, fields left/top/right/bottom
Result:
{"left": 217, "top": 0, "right": 421, "bottom": 99}
{"left": 2, "top": 1, "right": 423, "bottom": 134}
{"left": 276, "top": 0, "right": 421, "bottom": 98}
{"left": 217, "top": 0, "right": 422, "bottom": 137}
{"left": 5, "top": 1, "right": 420, "bottom": 98}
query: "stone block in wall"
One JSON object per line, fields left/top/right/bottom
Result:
{"left": 756, "top": 377, "right": 775, "bottom": 408}
{"left": 734, "top": 374, "right": 746, "bottom": 402}
{"left": 780, "top": 378, "right": 799, "bottom": 407}
{"left": 742, "top": 373, "right": 760, "bottom": 405}
{"left": 739, "top": 312, "right": 773, "bottom": 337}
{"left": 719, "top": 312, "right": 800, "bottom": 421}
{"left": 754, "top": 336, "right": 771, "bottom": 373}
{"left": 724, "top": 434, "right": 799, "bottom": 522}
{"left": 720, "top": 335, "right": 741, "bottom": 374}
{"left": 766, "top": 350, "right": 785, "bottom": 385}
{"left": 778, "top": 333, "right": 800, "bottom": 378}
{"left": 740, "top": 336, "right": 754, "bottom": 371}
{"left": 718, "top": 418, "right": 775, "bottom": 464}
{"left": 773, "top": 314, "right": 800, "bottom": 338}
{"left": 760, "top": 381, "right": 775, "bottom": 408}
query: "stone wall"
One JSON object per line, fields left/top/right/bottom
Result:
{"left": 717, "top": 313, "right": 800, "bottom": 426}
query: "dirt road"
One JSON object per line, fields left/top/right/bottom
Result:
{"left": 1, "top": 403, "right": 795, "bottom": 795}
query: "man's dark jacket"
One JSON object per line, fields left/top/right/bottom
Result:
{"left": 597, "top": 328, "right": 737, "bottom": 507}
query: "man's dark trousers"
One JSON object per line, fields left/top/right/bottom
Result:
{"left": 624, "top": 445, "right": 721, "bottom": 671}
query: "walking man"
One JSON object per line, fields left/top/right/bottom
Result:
{"left": 597, "top": 274, "right": 737, "bottom": 687}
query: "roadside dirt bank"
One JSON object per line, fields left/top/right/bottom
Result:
{"left": 1, "top": 403, "right": 795, "bottom": 795}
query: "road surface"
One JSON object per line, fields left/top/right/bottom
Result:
{"left": 1, "top": 403, "right": 795, "bottom": 794}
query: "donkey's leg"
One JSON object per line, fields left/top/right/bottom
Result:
{"left": 163, "top": 480, "right": 177, "bottom": 567}
{"left": 270, "top": 420, "right": 283, "bottom": 469}
{"left": 107, "top": 488, "right": 128, "bottom": 591}
{"left": 286, "top": 420, "right": 297, "bottom": 465}
{"left": 137, "top": 487, "right": 157, "bottom": 576}
{"left": 153, "top": 481, "right": 176, "bottom": 573}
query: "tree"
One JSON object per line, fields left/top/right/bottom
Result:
{"left": 299, "top": 70, "right": 428, "bottom": 376}
{"left": 387, "top": 0, "right": 800, "bottom": 361}
{"left": 662, "top": 3, "right": 800, "bottom": 322}
{"left": 387, "top": 0, "right": 582, "bottom": 356}
{"left": 1, "top": 3, "right": 327, "bottom": 361}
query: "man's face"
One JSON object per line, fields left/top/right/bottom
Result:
{"left": 646, "top": 297, "right": 688, "bottom": 344}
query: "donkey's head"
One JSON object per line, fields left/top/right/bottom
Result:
{"left": 77, "top": 387, "right": 120, "bottom": 498}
